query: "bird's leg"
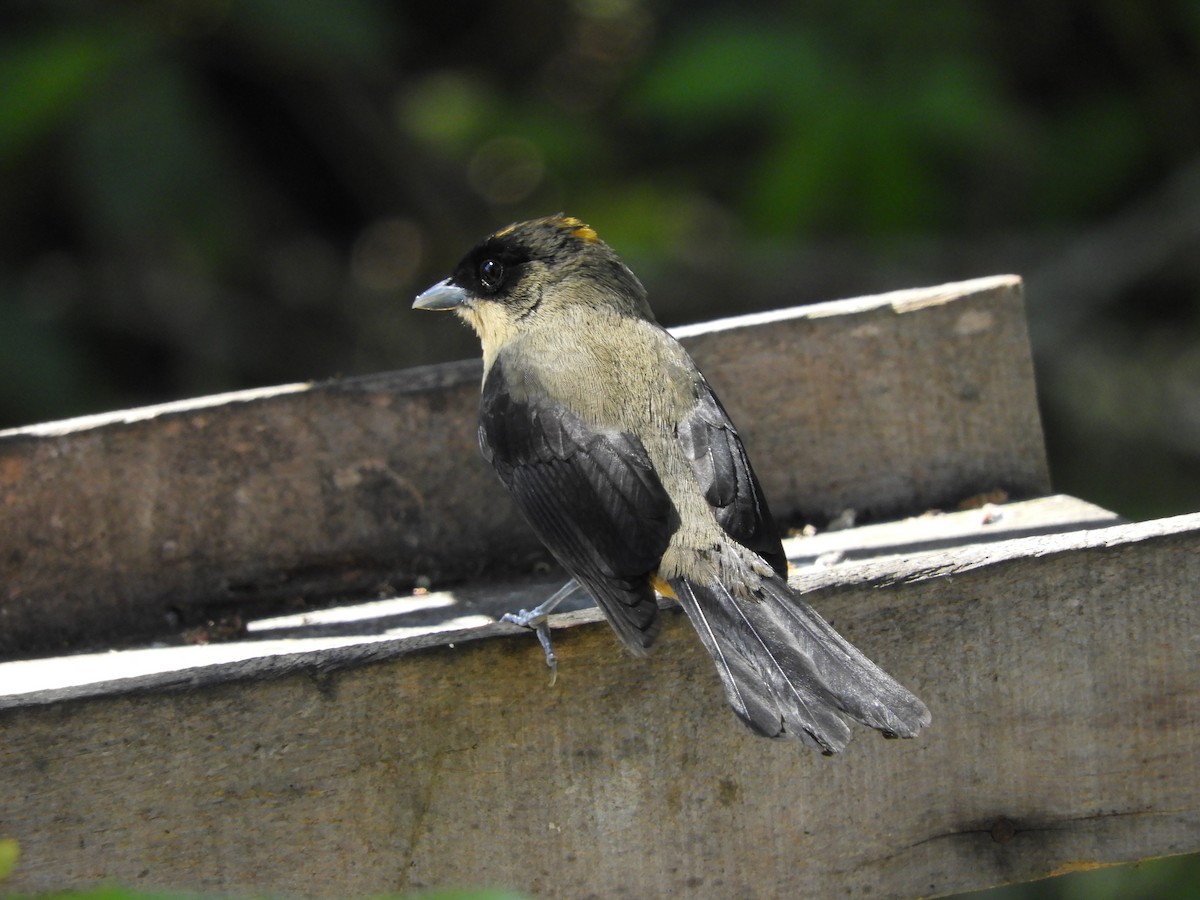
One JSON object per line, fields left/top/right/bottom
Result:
{"left": 501, "top": 578, "right": 585, "bottom": 685}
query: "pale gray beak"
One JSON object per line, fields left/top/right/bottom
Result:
{"left": 413, "top": 278, "right": 469, "bottom": 310}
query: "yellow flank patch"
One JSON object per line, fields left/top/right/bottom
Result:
{"left": 558, "top": 216, "right": 599, "bottom": 243}
{"left": 649, "top": 572, "right": 676, "bottom": 599}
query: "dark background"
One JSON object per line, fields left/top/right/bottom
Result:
{"left": 3, "top": 2, "right": 1199, "bottom": 896}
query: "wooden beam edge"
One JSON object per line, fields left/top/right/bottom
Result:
{"left": 4, "top": 508, "right": 1192, "bottom": 714}
{"left": 0, "top": 275, "right": 1021, "bottom": 441}
{"left": 672, "top": 273, "right": 1022, "bottom": 336}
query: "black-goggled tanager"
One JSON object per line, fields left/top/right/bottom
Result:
{"left": 414, "top": 215, "right": 930, "bottom": 753}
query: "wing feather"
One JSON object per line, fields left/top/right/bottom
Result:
{"left": 676, "top": 379, "right": 787, "bottom": 576}
{"left": 479, "top": 361, "right": 675, "bottom": 651}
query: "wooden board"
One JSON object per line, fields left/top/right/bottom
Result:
{"left": 0, "top": 494, "right": 1118, "bottom": 703}
{"left": 2, "top": 508, "right": 1197, "bottom": 899}
{"left": 0, "top": 275, "right": 1047, "bottom": 657}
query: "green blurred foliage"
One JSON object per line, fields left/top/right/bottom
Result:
{"left": 630, "top": 11, "right": 1014, "bottom": 233}
{"left": 0, "top": 837, "right": 18, "bottom": 880}
{"left": 965, "top": 854, "right": 1200, "bottom": 900}
{"left": 3, "top": 1, "right": 1198, "bottom": 430}
{"left": 2, "top": 2, "right": 1200, "bottom": 894}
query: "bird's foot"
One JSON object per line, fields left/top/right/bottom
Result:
{"left": 500, "top": 579, "right": 584, "bottom": 686}
{"left": 501, "top": 606, "right": 558, "bottom": 685}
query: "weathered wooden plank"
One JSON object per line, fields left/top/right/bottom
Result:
{"left": 1, "top": 512, "right": 1196, "bottom": 899}
{"left": 0, "top": 276, "right": 1045, "bottom": 657}
{"left": 0, "top": 494, "right": 1118, "bottom": 705}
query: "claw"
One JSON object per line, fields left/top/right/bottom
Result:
{"left": 534, "top": 622, "right": 557, "bottom": 686}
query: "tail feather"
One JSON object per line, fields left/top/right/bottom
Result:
{"left": 670, "top": 570, "right": 930, "bottom": 753}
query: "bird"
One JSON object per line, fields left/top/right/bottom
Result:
{"left": 413, "top": 214, "right": 930, "bottom": 753}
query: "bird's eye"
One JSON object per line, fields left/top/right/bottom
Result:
{"left": 479, "top": 257, "right": 505, "bottom": 291}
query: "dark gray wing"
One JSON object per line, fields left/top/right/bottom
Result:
{"left": 676, "top": 377, "right": 787, "bottom": 576}
{"left": 479, "top": 361, "right": 675, "bottom": 652}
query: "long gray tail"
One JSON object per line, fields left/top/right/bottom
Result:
{"left": 670, "top": 571, "right": 930, "bottom": 753}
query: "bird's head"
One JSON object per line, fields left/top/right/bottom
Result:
{"left": 413, "top": 216, "right": 652, "bottom": 352}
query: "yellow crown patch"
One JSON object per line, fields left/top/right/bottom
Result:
{"left": 556, "top": 216, "right": 599, "bottom": 243}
